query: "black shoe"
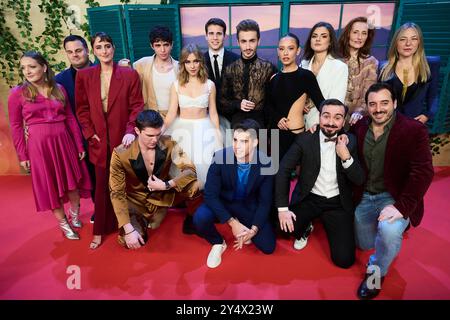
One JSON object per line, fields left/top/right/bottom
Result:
{"left": 90, "top": 213, "right": 95, "bottom": 224}
{"left": 182, "top": 215, "right": 197, "bottom": 235}
{"left": 357, "top": 272, "right": 385, "bottom": 300}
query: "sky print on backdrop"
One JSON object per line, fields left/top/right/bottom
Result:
{"left": 180, "top": 3, "right": 395, "bottom": 63}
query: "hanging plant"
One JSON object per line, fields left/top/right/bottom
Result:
{"left": 0, "top": 0, "right": 38, "bottom": 86}
{"left": 0, "top": 0, "right": 73, "bottom": 87}
{"left": 80, "top": 0, "right": 100, "bottom": 42}
{"left": 0, "top": 6, "right": 21, "bottom": 85}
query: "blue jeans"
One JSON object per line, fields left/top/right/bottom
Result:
{"left": 355, "top": 192, "right": 410, "bottom": 277}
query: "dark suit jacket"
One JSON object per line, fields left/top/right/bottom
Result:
{"left": 204, "top": 49, "right": 239, "bottom": 120}
{"left": 204, "top": 147, "right": 274, "bottom": 229}
{"left": 75, "top": 63, "right": 144, "bottom": 168}
{"left": 55, "top": 62, "right": 93, "bottom": 115}
{"left": 380, "top": 56, "right": 440, "bottom": 120}
{"left": 275, "top": 130, "right": 365, "bottom": 213}
{"left": 55, "top": 67, "right": 76, "bottom": 115}
{"left": 352, "top": 112, "right": 434, "bottom": 227}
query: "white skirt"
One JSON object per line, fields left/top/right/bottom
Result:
{"left": 166, "top": 116, "right": 223, "bottom": 189}
{"left": 218, "top": 115, "right": 233, "bottom": 148}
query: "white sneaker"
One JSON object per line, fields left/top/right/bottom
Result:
{"left": 293, "top": 237, "right": 308, "bottom": 250}
{"left": 207, "top": 242, "right": 227, "bottom": 268}
{"left": 293, "top": 223, "right": 314, "bottom": 250}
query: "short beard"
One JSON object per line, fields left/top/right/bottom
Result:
{"left": 320, "top": 126, "right": 339, "bottom": 138}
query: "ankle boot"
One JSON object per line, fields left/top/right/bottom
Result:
{"left": 68, "top": 206, "right": 83, "bottom": 228}
{"left": 59, "top": 217, "right": 80, "bottom": 240}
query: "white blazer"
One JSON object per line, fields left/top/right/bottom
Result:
{"left": 301, "top": 54, "right": 348, "bottom": 102}
{"left": 300, "top": 55, "right": 349, "bottom": 129}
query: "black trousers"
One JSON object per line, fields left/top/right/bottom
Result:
{"left": 290, "top": 193, "right": 355, "bottom": 269}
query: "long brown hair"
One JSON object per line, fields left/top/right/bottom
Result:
{"left": 177, "top": 44, "right": 208, "bottom": 86}
{"left": 20, "top": 51, "right": 65, "bottom": 103}
{"left": 302, "top": 21, "right": 340, "bottom": 61}
{"left": 338, "top": 17, "right": 375, "bottom": 63}
{"left": 380, "top": 22, "right": 430, "bottom": 83}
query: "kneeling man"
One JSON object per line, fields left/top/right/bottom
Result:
{"left": 275, "top": 99, "right": 364, "bottom": 268}
{"left": 110, "top": 110, "right": 199, "bottom": 249}
{"left": 194, "top": 119, "right": 276, "bottom": 268}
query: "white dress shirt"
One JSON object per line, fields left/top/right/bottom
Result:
{"left": 311, "top": 131, "right": 340, "bottom": 198}
{"left": 209, "top": 47, "right": 225, "bottom": 78}
{"left": 278, "top": 131, "right": 353, "bottom": 212}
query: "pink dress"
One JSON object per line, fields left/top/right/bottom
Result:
{"left": 8, "top": 84, "right": 91, "bottom": 212}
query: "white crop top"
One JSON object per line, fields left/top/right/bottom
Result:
{"left": 175, "top": 79, "right": 212, "bottom": 109}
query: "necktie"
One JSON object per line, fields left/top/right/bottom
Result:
{"left": 324, "top": 137, "right": 337, "bottom": 143}
{"left": 213, "top": 54, "right": 220, "bottom": 80}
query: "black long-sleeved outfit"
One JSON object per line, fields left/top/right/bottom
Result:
{"left": 268, "top": 67, "right": 324, "bottom": 160}
{"left": 220, "top": 54, "right": 277, "bottom": 128}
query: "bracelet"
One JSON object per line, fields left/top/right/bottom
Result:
{"left": 124, "top": 228, "right": 135, "bottom": 236}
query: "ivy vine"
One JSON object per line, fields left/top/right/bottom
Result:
{"left": 1, "top": 0, "right": 161, "bottom": 87}
{"left": 0, "top": 0, "right": 73, "bottom": 87}
{"left": 79, "top": 0, "right": 100, "bottom": 42}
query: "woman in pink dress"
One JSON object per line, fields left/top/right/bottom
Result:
{"left": 8, "top": 51, "right": 91, "bottom": 240}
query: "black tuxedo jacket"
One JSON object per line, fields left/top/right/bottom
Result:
{"left": 275, "top": 130, "right": 364, "bottom": 213}
{"left": 204, "top": 49, "right": 239, "bottom": 119}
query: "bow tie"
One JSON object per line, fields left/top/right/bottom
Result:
{"left": 324, "top": 137, "right": 337, "bottom": 143}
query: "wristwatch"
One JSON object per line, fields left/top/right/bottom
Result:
{"left": 164, "top": 180, "right": 171, "bottom": 190}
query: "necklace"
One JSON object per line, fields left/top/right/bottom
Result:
{"left": 155, "top": 59, "right": 173, "bottom": 72}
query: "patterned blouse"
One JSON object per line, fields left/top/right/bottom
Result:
{"left": 344, "top": 55, "right": 379, "bottom": 115}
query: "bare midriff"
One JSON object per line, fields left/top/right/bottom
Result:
{"left": 179, "top": 107, "right": 208, "bottom": 119}
{"left": 286, "top": 93, "right": 307, "bottom": 134}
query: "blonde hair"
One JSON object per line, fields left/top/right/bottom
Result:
{"left": 380, "top": 22, "right": 430, "bottom": 83}
{"left": 177, "top": 44, "right": 208, "bottom": 86}
{"left": 20, "top": 51, "right": 65, "bottom": 103}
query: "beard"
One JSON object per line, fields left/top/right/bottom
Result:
{"left": 320, "top": 125, "right": 339, "bottom": 138}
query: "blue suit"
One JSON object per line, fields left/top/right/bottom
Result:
{"left": 193, "top": 147, "right": 276, "bottom": 254}
{"left": 55, "top": 67, "right": 77, "bottom": 114}
{"left": 55, "top": 65, "right": 96, "bottom": 200}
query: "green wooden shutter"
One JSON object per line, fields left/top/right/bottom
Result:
{"left": 397, "top": 0, "right": 450, "bottom": 133}
{"left": 123, "top": 4, "right": 180, "bottom": 63}
{"left": 87, "top": 5, "right": 129, "bottom": 62}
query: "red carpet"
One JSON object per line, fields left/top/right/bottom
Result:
{"left": 1, "top": 168, "right": 450, "bottom": 300}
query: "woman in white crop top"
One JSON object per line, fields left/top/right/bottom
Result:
{"left": 164, "top": 44, "right": 223, "bottom": 189}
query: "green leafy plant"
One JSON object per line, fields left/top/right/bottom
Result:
{"left": 0, "top": 0, "right": 169, "bottom": 87}
{"left": 0, "top": 0, "right": 72, "bottom": 87}
{"left": 79, "top": 0, "right": 99, "bottom": 42}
